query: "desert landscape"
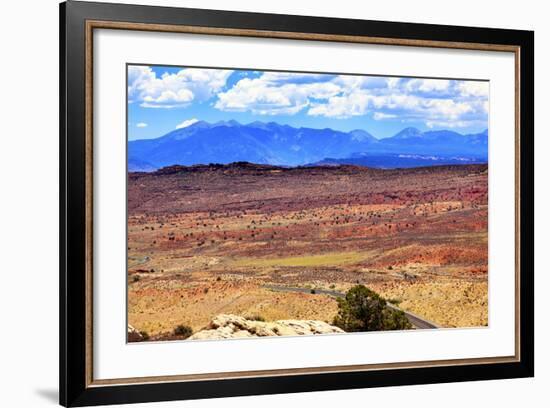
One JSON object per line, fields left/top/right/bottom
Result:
{"left": 126, "top": 65, "right": 490, "bottom": 342}
{"left": 127, "top": 162, "right": 488, "bottom": 341}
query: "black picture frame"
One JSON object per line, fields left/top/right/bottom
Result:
{"left": 60, "top": 1, "right": 534, "bottom": 406}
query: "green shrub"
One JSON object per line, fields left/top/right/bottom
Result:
{"left": 139, "top": 330, "right": 150, "bottom": 341}
{"left": 333, "top": 285, "right": 412, "bottom": 332}
{"left": 382, "top": 308, "right": 412, "bottom": 330}
{"left": 310, "top": 289, "right": 316, "bottom": 294}
{"left": 174, "top": 324, "right": 193, "bottom": 338}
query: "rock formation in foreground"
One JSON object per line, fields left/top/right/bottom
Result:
{"left": 128, "top": 324, "right": 144, "bottom": 342}
{"left": 189, "top": 314, "right": 344, "bottom": 340}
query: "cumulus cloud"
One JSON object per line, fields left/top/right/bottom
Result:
{"left": 215, "top": 73, "right": 341, "bottom": 116}
{"left": 214, "top": 73, "right": 488, "bottom": 128}
{"left": 458, "top": 81, "right": 489, "bottom": 97}
{"left": 405, "top": 78, "right": 451, "bottom": 93}
{"left": 128, "top": 66, "right": 232, "bottom": 109}
{"left": 128, "top": 65, "right": 489, "bottom": 129}
{"left": 136, "top": 122, "right": 147, "bottom": 128}
{"left": 176, "top": 118, "right": 199, "bottom": 129}
{"left": 308, "top": 92, "right": 370, "bottom": 118}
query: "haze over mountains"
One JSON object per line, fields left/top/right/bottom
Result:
{"left": 128, "top": 120, "right": 488, "bottom": 171}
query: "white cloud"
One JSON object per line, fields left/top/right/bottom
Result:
{"left": 308, "top": 89, "right": 476, "bottom": 121}
{"left": 331, "top": 76, "right": 387, "bottom": 91}
{"left": 259, "top": 72, "right": 329, "bottom": 83}
{"left": 405, "top": 79, "right": 451, "bottom": 93}
{"left": 176, "top": 118, "right": 199, "bottom": 129}
{"left": 214, "top": 73, "right": 487, "bottom": 128}
{"left": 373, "top": 112, "right": 397, "bottom": 120}
{"left": 423, "top": 98, "right": 473, "bottom": 119}
{"left": 458, "top": 81, "right": 489, "bottom": 97}
{"left": 215, "top": 73, "right": 341, "bottom": 116}
{"left": 426, "top": 120, "right": 478, "bottom": 129}
{"left": 128, "top": 66, "right": 232, "bottom": 109}
{"left": 386, "top": 77, "right": 402, "bottom": 89}
{"left": 308, "top": 92, "right": 371, "bottom": 118}
{"left": 310, "top": 78, "right": 488, "bottom": 126}
{"left": 126, "top": 65, "right": 490, "bottom": 129}
{"left": 136, "top": 122, "right": 147, "bottom": 128}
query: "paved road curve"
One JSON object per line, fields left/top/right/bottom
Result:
{"left": 262, "top": 284, "right": 439, "bottom": 330}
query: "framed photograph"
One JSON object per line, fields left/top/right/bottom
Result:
{"left": 60, "top": 1, "right": 534, "bottom": 406}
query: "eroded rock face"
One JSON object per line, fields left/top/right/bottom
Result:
{"left": 188, "top": 314, "right": 344, "bottom": 340}
{"left": 128, "top": 324, "right": 144, "bottom": 342}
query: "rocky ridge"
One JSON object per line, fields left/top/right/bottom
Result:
{"left": 188, "top": 314, "right": 344, "bottom": 340}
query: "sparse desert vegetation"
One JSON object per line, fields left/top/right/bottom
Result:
{"left": 127, "top": 163, "right": 488, "bottom": 340}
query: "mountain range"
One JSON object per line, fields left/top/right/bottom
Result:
{"left": 128, "top": 120, "right": 488, "bottom": 171}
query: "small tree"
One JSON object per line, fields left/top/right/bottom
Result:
{"left": 333, "top": 285, "right": 412, "bottom": 332}
{"left": 382, "top": 308, "right": 411, "bottom": 330}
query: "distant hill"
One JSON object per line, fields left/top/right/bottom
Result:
{"left": 128, "top": 120, "right": 488, "bottom": 170}
{"left": 377, "top": 128, "right": 488, "bottom": 157}
{"left": 128, "top": 158, "right": 157, "bottom": 172}
{"left": 312, "top": 154, "right": 487, "bottom": 169}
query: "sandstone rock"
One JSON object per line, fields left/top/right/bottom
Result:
{"left": 188, "top": 314, "right": 344, "bottom": 340}
{"left": 128, "top": 324, "right": 144, "bottom": 342}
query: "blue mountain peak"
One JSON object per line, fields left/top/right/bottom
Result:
{"left": 350, "top": 129, "right": 376, "bottom": 142}
{"left": 214, "top": 119, "right": 241, "bottom": 127}
{"left": 393, "top": 127, "right": 422, "bottom": 139}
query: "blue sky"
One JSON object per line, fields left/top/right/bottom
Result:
{"left": 128, "top": 65, "right": 489, "bottom": 141}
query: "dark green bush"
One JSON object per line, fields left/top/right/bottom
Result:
{"left": 333, "top": 285, "right": 412, "bottom": 332}
{"left": 382, "top": 308, "right": 412, "bottom": 330}
{"left": 174, "top": 324, "right": 193, "bottom": 338}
